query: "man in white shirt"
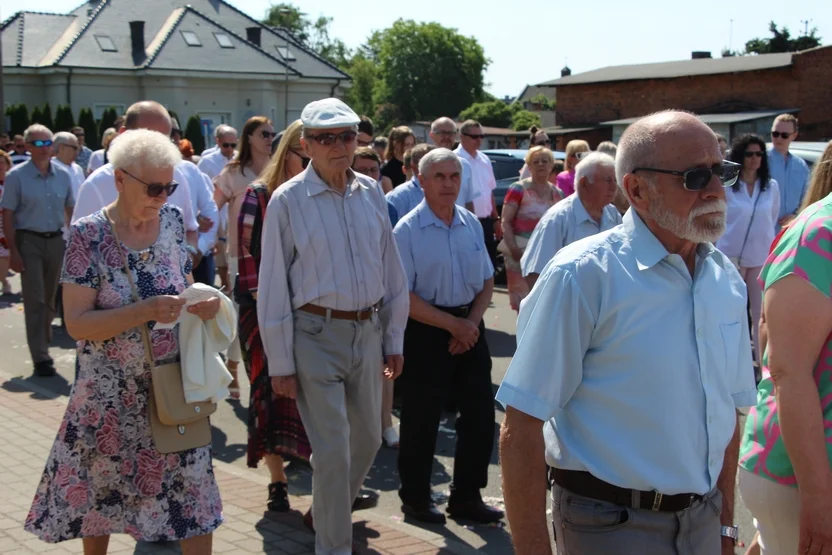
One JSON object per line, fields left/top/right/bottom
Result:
{"left": 181, "top": 161, "right": 219, "bottom": 285}
{"left": 521, "top": 152, "right": 623, "bottom": 288}
{"left": 51, "top": 132, "right": 86, "bottom": 200}
{"left": 455, "top": 120, "right": 500, "bottom": 267}
{"left": 430, "top": 117, "right": 479, "bottom": 212}
{"left": 72, "top": 101, "right": 200, "bottom": 253}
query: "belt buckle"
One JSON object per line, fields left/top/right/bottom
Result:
{"left": 460, "top": 306, "right": 470, "bottom": 317}
{"left": 651, "top": 492, "right": 663, "bottom": 512}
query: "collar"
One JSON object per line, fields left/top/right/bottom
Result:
{"left": 304, "top": 163, "right": 367, "bottom": 197}
{"left": 625, "top": 210, "right": 716, "bottom": 271}
{"left": 768, "top": 146, "right": 792, "bottom": 161}
{"left": 570, "top": 194, "right": 594, "bottom": 226}
{"left": 25, "top": 158, "right": 57, "bottom": 177}
{"left": 417, "top": 199, "right": 466, "bottom": 229}
{"left": 409, "top": 176, "right": 421, "bottom": 190}
{"left": 454, "top": 146, "right": 484, "bottom": 164}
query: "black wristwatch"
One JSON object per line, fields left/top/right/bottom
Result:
{"left": 721, "top": 525, "right": 738, "bottom": 545}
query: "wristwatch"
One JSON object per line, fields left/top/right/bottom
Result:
{"left": 185, "top": 244, "right": 198, "bottom": 257}
{"left": 720, "top": 525, "right": 739, "bottom": 545}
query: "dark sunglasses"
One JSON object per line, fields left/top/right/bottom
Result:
{"left": 463, "top": 133, "right": 484, "bottom": 140}
{"left": 60, "top": 144, "right": 79, "bottom": 151}
{"left": 434, "top": 130, "right": 457, "bottom": 136}
{"left": 29, "top": 139, "right": 54, "bottom": 148}
{"left": 744, "top": 151, "right": 763, "bottom": 158}
{"left": 305, "top": 130, "right": 358, "bottom": 146}
{"left": 357, "top": 140, "right": 372, "bottom": 147}
{"left": 121, "top": 169, "right": 179, "bottom": 198}
{"left": 260, "top": 131, "right": 278, "bottom": 140}
{"left": 73, "top": 133, "right": 85, "bottom": 138}
{"left": 221, "top": 142, "right": 237, "bottom": 149}
{"left": 633, "top": 161, "right": 741, "bottom": 191}
{"left": 771, "top": 131, "right": 792, "bottom": 139}
{"left": 533, "top": 140, "right": 551, "bottom": 146}
{"left": 290, "top": 150, "right": 311, "bottom": 169}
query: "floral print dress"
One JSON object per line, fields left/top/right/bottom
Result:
{"left": 25, "top": 205, "right": 223, "bottom": 543}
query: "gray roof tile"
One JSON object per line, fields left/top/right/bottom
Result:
{"left": 1, "top": 12, "right": 77, "bottom": 67}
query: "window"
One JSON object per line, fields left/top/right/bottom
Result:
{"left": 181, "top": 31, "right": 202, "bottom": 47}
{"left": 214, "top": 33, "right": 234, "bottom": 49}
{"left": 275, "top": 46, "right": 296, "bottom": 60}
{"left": 94, "top": 35, "right": 117, "bottom": 52}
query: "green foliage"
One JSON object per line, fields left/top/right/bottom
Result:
{"left": 184, "top": 115, "right": 205, "bottom": 154}
{"left": 342, "top": 54, "right": 376, "bottom": 118}
{"left": 54, "top": 105, "right": 76, "bottom": 131}
{"left": 6, "top": 105, "right": 29, "bottom": 136}
{"left": 262, "top": 3, "right": 351, "bottom": 67}
{"left": 263, "top": 3, "right": 308, "bottom": 41}
{"left": 98, "top": 107, "right": 118, "bottom": 138}
{"left": 41, "top": 103, "right": 54, "bottom": 130}
{"left": 529, "top": 93, "right": 555, "bottom": 111}
{"left": 368, "top": 19, "right": 488, "bottom": 123}
{"left": 511, "top": 110, "right": 542, "bottom": 131}
{"left": 30, "top": 105, "right": 44, "bottom": 126}
{"left": 724, "top": 21, "right": 822, "bottom": 56}
{"left": 458, "top": 101, "right": 512, "bottom": 128}
{"left": 78, "top": 108, "right": 99, "bottom": 149}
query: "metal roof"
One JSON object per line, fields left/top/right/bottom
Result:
{"left": 538, "top": 53, "right": 794, "bottom": 87}
{"left": 602, "top": 109, "right": 800, "bottom": 126}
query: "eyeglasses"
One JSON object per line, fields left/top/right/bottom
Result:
{"left": 632, "top": 161, "right": 741, "bottom": 191}
{"left": 357, "top": 140, "right": 372, "bottom": 147}
{"left": 29, "top": 140, "right": 54, "bottom": 148}
{"left": 533, "top": 140, "right": 551, "bottom": 146}
{"left": 260, "top": 131, "right": 278, "bottom": 140}
{"left": 221, "top": 142, "right": 237, "bottom": 149}
{"left": 74, "top": 133, "right": 85, "bottom": 138}
{"left": 290, "top": 149, "right": 311, "bottom": 169}
{"left": 462, "top": 133, "right": 484, "bottom": 140}
{"left": 575, "top": 151, "right": 590, "bottom": 160}
{"left": 434, "top": 130, "right": 457, "bottom": 136}
{"left": 771, "top": 131, "right": 792, "bottom": 139}
{"left": 60, "top": 144, "right": 79, "bottom": 151}
{"left": 305, "top": 130, "right": 358, "bottom": 146}
{"left": 744, "top": 151, "right": 763, "bottom": 158}
{"left": 121, "top": 169, "right": 179, "bottom": 198}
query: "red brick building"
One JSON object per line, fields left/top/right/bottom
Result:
{"left": 538, "top": 45, "right": 832, "bottom": 145}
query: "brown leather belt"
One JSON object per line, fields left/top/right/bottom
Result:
{"left": 551, "top": 469, "right": 703, "bottom": 513}
{"left": 298, "top": 303, "right": 378, "bottom": 321}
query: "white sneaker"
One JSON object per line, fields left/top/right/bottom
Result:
{"left": 382, "top": 426, "right": 400, "bottom": 448}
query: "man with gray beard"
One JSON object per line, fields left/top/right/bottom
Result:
{"left": 497, "top": 111, "right": 754, "bottom": 555}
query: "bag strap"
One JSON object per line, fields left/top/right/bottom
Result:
{"left": 104, "top": 207, "right": 157, "bottom": 369}
{"left": 737, "top": 183, "right": 763, "bottom": 265}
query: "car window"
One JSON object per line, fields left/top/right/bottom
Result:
{"left": 489, "top": 157, "right": 525, "bottom": 181}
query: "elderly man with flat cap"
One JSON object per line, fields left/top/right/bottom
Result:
{"left": 258, "top": 98, "right": 409, "bottom": 555}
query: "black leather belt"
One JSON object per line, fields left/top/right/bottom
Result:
{"left": 551, "top": 469, "right": 703, "bottom": 513}
{"left": 18, "top": 229, "right": 63, "bottom": 239}
{"left": 434, "top": 304, "right": 471, "bottom": 317}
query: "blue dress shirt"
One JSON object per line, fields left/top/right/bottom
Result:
{"left": 767, "top": 147, "right": 810, "bottom": 221}
{"left": 0, "top": 159, "right": 75, "bottom": 233}
{"left": 387, "top": 201, "right": 399, "bottom": 227}
{"left": 386, "top": 173, "right": 479, "bottom": 222}
{"left": 497, "top": 210, "right": 757, "bottom": 495}
{"left": 521, "top": 194, "right": 622, "bottom": 277}
{"left": 394, "top": 200, "right": 494, "bottom": 307}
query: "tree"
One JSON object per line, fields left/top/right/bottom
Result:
{"left": 98, "top": 108, "right": 118, "bottom": 138}
{"left": 184, "top": 115, "right": 205, "bottom": 154}
{"left": 262, "top": 3, "right": 351, "bottom": 67}
{"left": 368, "top": 20, "right": 488, "bottom": 124}
{"left": 41, "top": 103, "right": 55, "bottom": 130}
{"left": 7, "top": 105, "right": 29, "bottom": 136}
{"left": 529, "top": 94, "right": 555, "bottom": 111}
{"left": 30, "top": 105, "right": 44, "bottom": 126}
{"left": 458, "top": 100, "right": 512, "bottom": 128}
{"left": 511, "top": 110, "right": 542, "bottom": 131}
{"left": 342, "top": 54, "right": 377, "bottom": 118}
{"left": 54, "top": 105, "right": 75, "bottom": 131}
{"left": 723, "top": 21, "right": 822, "bottom": 56}
{"left": 78, "top": 108, "right": 99, "bottom": 149}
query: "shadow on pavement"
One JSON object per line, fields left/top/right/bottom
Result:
{"left": 484, "top": 328, "right": 515, "bottom": 359}
{"left": 211, "top": 424, "right": 247, "bottom": 465}
{"left": 2, "top": 373, "right": 72, "bottom": 399}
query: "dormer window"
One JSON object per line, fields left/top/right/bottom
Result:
{"left": 181, "top": 31, "right": 202, "bottom": 47}
{"left": 94, "top": 35, "right": 117, "bottom": 52}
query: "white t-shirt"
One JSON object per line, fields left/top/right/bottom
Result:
{"left": 52, "top": 159, "right": 86, "bottom": 201}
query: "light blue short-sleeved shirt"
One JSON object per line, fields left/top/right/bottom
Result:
{"left": 768, "top": 147, "right": 810, "bottom": 221}
{"left": 0, "top": 159, "right": 75, "bottom": 233}
{"left": 386, "top": 174, "right": 478, "bottom": 222}
{"left": 520, "top": 194, "right": 622, "bottom": 277}
{"left": 497, "top": 210, "right": 757, "bottom": 495}
{"left": 394, "top": 200, "right": 493, "bottom": 307}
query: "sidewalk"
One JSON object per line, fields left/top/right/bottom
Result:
{"left": 0, "top": 377, "right": 460, "bottom": 555}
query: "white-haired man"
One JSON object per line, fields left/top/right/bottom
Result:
{"left": 430, "top": 117, "right": 479, "bottom": 212}
{"left": 1, "top": 124, "right": 75, "bottom": 377}
{"left": 393, "top": 148, "right": 502, "bottom": 525}
{"left": 521, "top": 152, "right": 622, "bottom": 288}
{"left": 52, "top": 132, "right": 85, "bottom": 200}
{"left": 258, "top": 98, "right": 408, "bottom": 555}
{"left": 498, "top": 111, "right": 754, "bottom": 555}
{"left": 72, "top": 101, "right": 200, "bottom": 256}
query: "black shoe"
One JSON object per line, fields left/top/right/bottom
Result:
{"left": 33, "top": 360, "right": 56, "bottom": 377}
{"left": 447, "top": 500, "right": 504, "bottom": 523}
{"left": 401, "top": 502, "right": 447, "bottom": 524}
{"left": 352, "top": 492, "right": 378, "bottom": 512}
{"left": 267, "top": 482, "right": 290, "bottom": 512}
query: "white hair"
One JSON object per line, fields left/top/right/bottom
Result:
{"left": 575, "top": 152, "right": 615, "bottom": 188}
{"left": 108, "top": 129, "right": 182, "bottom": 173}
{"left": 53, "top": 131, "right": 77, "bottom": 146}
{"left": 596, "top": 141, "right": 618, "bottom": 158}
{"left": 430, "top": 117, "right": 456, "bottom": 133}
{"left": 215, "top": 124, "right": 237, "bottom": 138}
{"left": 418, "top": 147, "right": 462, "bottom": 177}
{"left": 23, "top": 124, "right": 53, "bottom": 142}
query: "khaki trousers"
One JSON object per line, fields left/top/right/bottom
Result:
{"left": 16, "top": 232, "right": 65, "bottom": 364}
{"left": 293, "top": 310, "right": 383, "bottom": 555}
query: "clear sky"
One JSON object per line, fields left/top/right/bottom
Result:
{"left": 4, "top": 0, "right": 829, "bottom": 98}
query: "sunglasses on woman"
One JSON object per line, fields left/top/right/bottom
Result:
{"left": 632, "top": 161, "right": 741, "bottom": 191}
{"left": 121, "top": 169, "right": 180, "bottom": 197}
{"left": 305, "top": 130, "right": 358, "bottom": 146}
{"left": 744, "top": 151, "right": 763, "bottom": 158}
{"left": 290, "top": 150, "right": 311, "bottom": 169}
{"left": 260, "top": 131, "right": 278, "bottom": 140}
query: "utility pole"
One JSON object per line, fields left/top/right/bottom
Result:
{"left": 729, "top": 19, "right": 734, "bottom": 52}
{"left": 800, "top": 19, "right": 812, "bottom": 36}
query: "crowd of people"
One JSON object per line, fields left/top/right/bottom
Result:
{"left": 1, "top": 98, "right": 831, "bottom": 555}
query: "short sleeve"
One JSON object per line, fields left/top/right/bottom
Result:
{"left": 393, "top": 222, "right": 416, "bottom": 292}
{"left": 761, "top": 209, "right": 832, "bottom": 299}
{"left": 61, "top": 221, "right": 101, "bottom": 289}
{"left": 167, "top": 205, "right": 192, "bottom": 276}
{"left": 503, "top": 184, "right": 525, "bottom": 208}
{"left": 0, "top": 170, "right": 20, "bottom": 212}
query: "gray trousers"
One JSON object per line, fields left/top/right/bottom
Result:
{"left": 293, "top": 310, "right": 383, "bottom": 555}
{"left": 552, "top": 484, "right": 722, "bottom": 555}
{"left": 16, "top": 232, "right": 65, "bottom": 364}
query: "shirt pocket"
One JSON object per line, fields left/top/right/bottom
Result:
{"left": 460, "top": 244, "right": 486, "bottom": 290}
{"left": 719, "top": 322, "right": 741, "bottom": 373}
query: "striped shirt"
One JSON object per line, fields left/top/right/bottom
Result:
{"left": 257, "top": 164, "right": 410, "bottom": 377}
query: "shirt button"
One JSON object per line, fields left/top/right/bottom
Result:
{"left": 696, "top": 328, "right": 703, "bottom": 338}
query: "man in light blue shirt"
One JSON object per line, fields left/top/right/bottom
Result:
{"left": 520, "top": 152, "right": 622, "bottom": 288}
{"left": 429, "top": 117, "right": 479, "bottom": 212}
{"left": 497, "top": 111, "right": 756, "bottom": 555}
{"left": 768, "top": 113, "right": 810, "bottom": 229}
{"left": 393, "top": 148, "right": 502, "bottom": 526}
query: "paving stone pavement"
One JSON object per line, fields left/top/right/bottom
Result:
{"left": 0, "top": 377, "right": 463, "bottom": 555}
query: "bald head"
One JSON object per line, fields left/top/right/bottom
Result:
{"left": 123, "top": 101, "right": 172, "bottom": 136}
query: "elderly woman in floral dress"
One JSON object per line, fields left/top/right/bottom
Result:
{"left": 24, "top": 129, "right": 223, "bottom": 554}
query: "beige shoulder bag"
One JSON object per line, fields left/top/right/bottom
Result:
{"left": 105, "top": 208, "right": 215, "bottom": 454}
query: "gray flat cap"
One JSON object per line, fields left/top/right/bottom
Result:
{"left": 301, "top": 98, "right": 360, "bottom": 130}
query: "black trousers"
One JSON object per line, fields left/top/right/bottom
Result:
{"left": 398, "top": 315, "right": 495, "bottom": 506}
{"left": 478, "top": 217, "right": 498, "bottom": 269}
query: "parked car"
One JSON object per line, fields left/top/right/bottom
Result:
{"left": 483, "top": 149, "right": 566, "bottom": 214}
{"left": 776, "top": 141, "right": 829, "bottom": 169}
